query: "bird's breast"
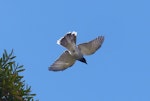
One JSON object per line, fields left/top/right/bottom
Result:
{"left": 70, "top": 47, "right": 83, "bottom": 59}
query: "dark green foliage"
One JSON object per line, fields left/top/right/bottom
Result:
{"left": 0, "top": 50, "right": 36, "bottom": 101}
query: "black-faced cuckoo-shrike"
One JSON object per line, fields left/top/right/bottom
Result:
{"left": 49, "top": 31, "right": 104, "bottom": 71}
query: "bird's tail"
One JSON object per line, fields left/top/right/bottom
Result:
{"left": 57, "top": 31, "right": 77, "bottom": 50}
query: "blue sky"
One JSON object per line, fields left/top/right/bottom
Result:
{"left": 0, "top": 0, "right": 150, "bottom": 101}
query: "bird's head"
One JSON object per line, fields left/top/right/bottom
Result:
{"left": 78, "top": 57, "right": 87, "bottom": 64}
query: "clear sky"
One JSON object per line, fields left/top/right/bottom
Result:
{"left": 0, "top": 0, "right": 150, "bottom": 101}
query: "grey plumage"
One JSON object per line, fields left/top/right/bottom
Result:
{"left": 49, "top": 31, "right": 104, "bottom": 71}
{"left": 78, "top": 36, "right": 104, "bottom": 55}
{"left": 49, "top": 51, "right": 75, "bottom": 71}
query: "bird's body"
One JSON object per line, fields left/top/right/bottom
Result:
{"left": 49, "top": 31, "right": 104, "bottom": 71}
{"left": 70, "top": 46, "right": 83, "bottom": 60}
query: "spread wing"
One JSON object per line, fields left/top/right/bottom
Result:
{"left": 49, "top": 51, "right": 76, "bottom": 71}
{"left": 78, "top": 36, "right": 104, "bottom": 55}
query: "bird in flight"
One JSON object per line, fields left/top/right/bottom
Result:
{"left": 49, "top": 31, "right": 104, "bottom": 71}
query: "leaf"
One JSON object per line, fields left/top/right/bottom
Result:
{"left": 2, "top": 79, "right": 5, "bottom": 85}
{"left": 18, "top": 65, "right": 24, "bottom": 69}
{"left": 17, "top": 69, "right": 25, "bottom": 73}
{"left": 10, "top": 56, "right": 16, "bottom": 60}
{"left": 0, "top": 49, "right": 37, "bottom": 100}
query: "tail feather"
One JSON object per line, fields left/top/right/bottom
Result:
{"left": 57, "top": 32, "right": 77, "bottom": 50}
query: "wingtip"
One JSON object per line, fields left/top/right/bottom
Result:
{"left": 66, "top": 31, "right": 77, "bottom": 36}
{"left": 49, "top": 66, "right": 65, "bottom": 72}
{"left": 98, "top": 36, "right": 105, "bottom": 41}
{"left": 72, "top": 31, "right": 77, "bottom": 36}
{"left": 98, "top": 35, "right": 104, "bottom": 38}
{"left": 48, "top": 66, "right": 58, "bottom": 71}
{"left": 48, "top": 66, "right": 53, "bottom": 71}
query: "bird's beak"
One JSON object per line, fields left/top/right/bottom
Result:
{"left": 78, "top": 57, "right": 87, "bottom": 64}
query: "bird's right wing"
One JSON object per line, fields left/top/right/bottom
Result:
{"left": 49, "top": 51, "right": 76, "bottom": 71}
{"left": 78, "top": 36, "right": 104, "bottom": 55}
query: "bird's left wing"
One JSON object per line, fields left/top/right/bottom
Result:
{"left": 49, "top": 51, "right": 76, "bottom": 71}
{"left": 78, "top": 36, "right": 104, "bottom": 55}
